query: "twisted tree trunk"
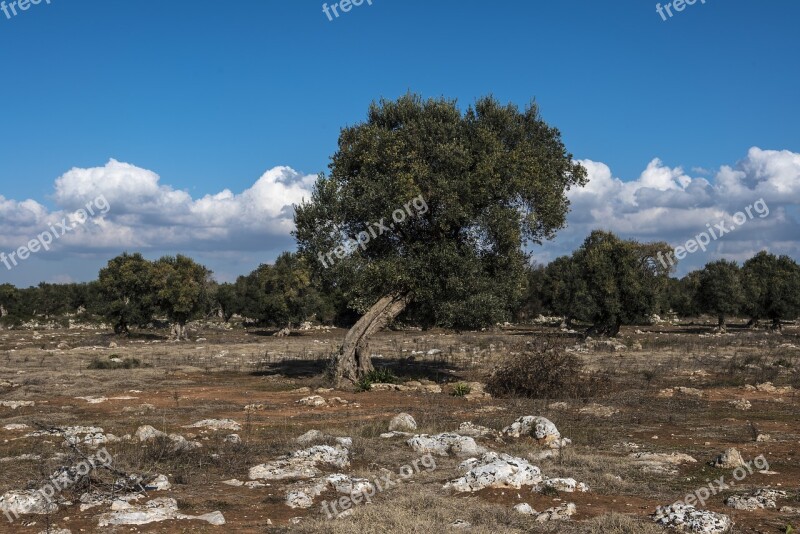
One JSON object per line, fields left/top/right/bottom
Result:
{"left": 170, "top": 321, "right": 188, "bottom": 341}
{"left": 332, "top": 293, "right": 410, "bottom": 387}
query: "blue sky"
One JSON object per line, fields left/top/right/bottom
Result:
{"left": 1, "top": 0, "right": 799, "bottom": 286}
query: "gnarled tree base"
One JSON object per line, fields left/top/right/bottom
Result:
{"left": 332, "top": 293, "right": 410, "bottom": 387}
{"left": 586, "top": 319, "right": 622, "bottom": 338}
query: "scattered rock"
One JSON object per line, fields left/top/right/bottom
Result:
{"left": 249, "top": 445, "right": 350, "bottom": 481}
{"left": 0, "top": 454, "right": 42, "bottom": 462}
{"left": 586, "top": 339, "right": 627, "bottom": 352}
{"left": 652, "top": 503, "right": 731, "bottom": 533}
{"left": 0, "top": 490, "right": 58, "bottom": 516}
{"left": 755, "top": 433, "right": 771, "bottom": 442}
{"left": 750, "top": 382, "right": 793, "bottom": 394}
{"left": 514, "top": 502, "right": 536, "bottom": 514}
{"left": 0, "top": 400, "right": 34, "bottom": 409}
{"left": 389, "top": 413, "right": 417, "bottom": 432}
{"left": 614, "top": 442, "right": 641, "bottom": 452}
{"left": 729, "top": 399, "right": 752, "bottom": 410}
{"left": 185, "top": 419, "right": 242, "bottom": 432}
{"left": 75, "top": 396, "right": 108, "bottom": 404}
{"left": 659, "top": 387, "right": 704, "bottom": 398}
{"left": 534, "top": 502, "right": 577, "bottom": 522}
{"left": 296, "top": 395, "right": 355, "bottom": 407}
{"left": 711, "top": 448, "right": 745, "bottom": 469}
{"left": 97, "top": 497, "right": 225, "bottom": 526}
{"left": 135, "top": 425, "right": 166, "bottom": 441}
{"left": 725, "top": 489, "right": 787, "bottom": 510}
{"left": 456, "top": 422, "right": 500, "bottom": 439}
{"left": 369, "top": 383, "right": 412, "bottom": 392}
{"left": 539, "top": 477, "right": 589, "bottom": 493}
{"left": 407, "top": 433, "right": 486, "bottom": 457}
{"left": 502, "top": 416, "right": 569, "bottom": 448}
{"left": 578, "top": 403, "right": 619, "bottom": 417}
{"left": 285, "top": 473, "right": 372, "bottom": 509}
{"left": 25, "top": 426, "right": 119, "bottom": 448}
{"left": 296, "top": 430, "right": 326, "bottom": 444}
{"left": 134, "top": 425, "right": 201, "bottom": 451}
{"left": 379, "top": 431, "right": 413, "bottom": 439}
{"left": 224, "top": 434, "right": 242, "bottom": 444}
{"left": 444, "top": 452, "right": 543, "bottom": 492}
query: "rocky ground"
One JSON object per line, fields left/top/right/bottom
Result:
{"left": 0, "top": 321, "right": 798, "bottom": 533}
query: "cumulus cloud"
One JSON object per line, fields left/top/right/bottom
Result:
{"left": 1, "top": 149, "right": 798, "bottom": 283}
{"left": 0, "top": 159, "right": 316, "bottom": 256}
{"left": 536, "top": 147, "right": 800, "bottom": 274}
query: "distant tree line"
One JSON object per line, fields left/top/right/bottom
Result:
{"left": 2, "top": 241, "right": 799, "bottom": 339}
{"left": 0, "top": 251, "right": 350, "bottom": 338}
{"left": 523, "top": 239, "right": 800, "bottom": 333}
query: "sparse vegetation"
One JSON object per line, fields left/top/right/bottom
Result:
{"left": 487, "top": 341, "right": 604, "bottom": 399}
{"left": 451, "top": 383, "right": 471, "bottom": 397}
{"left": 87, "top": 356, "right": 143, "bottom": 370}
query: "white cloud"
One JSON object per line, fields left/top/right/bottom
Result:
{"left": 536, "top": 147, "right": 800, "bottom": 274}
{"left": 1, "top": 149, "right": 798, "bottom": 283}
{"left": 1, "top": 159, "right": 316, "bottom": 255}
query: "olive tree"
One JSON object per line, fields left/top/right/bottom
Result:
{"left": 571, "top": 231, "right": 673, "bottom": 337}
{"left": 742, "top": 251, "right": 800, "bottom": 330}
{"left": 696, "top": 259, "right": 744, "bottom": 331}
{"left": 294, "top": 94, "right": 586, "bottom": 384}
{"left": 152, "top": 255, "right": 212, "bottom": 340}
{"left": 97, "top": 252, "right": 156, "bottom": 335}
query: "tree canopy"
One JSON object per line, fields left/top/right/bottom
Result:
{"left": 294, "top": 93, "right": 587, "bottom": 383}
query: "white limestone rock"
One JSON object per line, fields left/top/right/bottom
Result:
{"left": 725, "top": 489, "right": 787, "bottom": 510}
{"left": 97, "top": 497, "right": 225, "bottom": 526}
{"left": 407, "top": 433, "right": 486, "bottom": 457}
{"left": 653, "top": 503, "right": 731, "bottom": 533}
{"left": 502, "top": 416, "right": 568, "bottom": 448}
{"left": 444, "top": 452, "right": 543, "bottom": 492}
{"left": 389, "top": 413, "right": 417, "bottom": 432}
{"left": 185, "top": 419, "right": 241, "bottom": 431}
{"left": 249, "top": 445, "right": 350, "bottom": 481}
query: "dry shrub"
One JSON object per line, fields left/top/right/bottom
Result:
{"left": 486, "top": 341, "right": 606, "bottom": 399}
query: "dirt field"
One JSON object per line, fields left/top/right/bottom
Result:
{"left": 0, "top": 321, "right": 798, "bottom": 533}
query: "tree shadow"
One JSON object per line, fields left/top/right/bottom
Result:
{"left": 251, "top": 358, "right": 328, "bottom": 378}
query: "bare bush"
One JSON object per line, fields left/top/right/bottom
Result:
{"left": 486, "top": 341, "right": 606, "bottom": 399}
